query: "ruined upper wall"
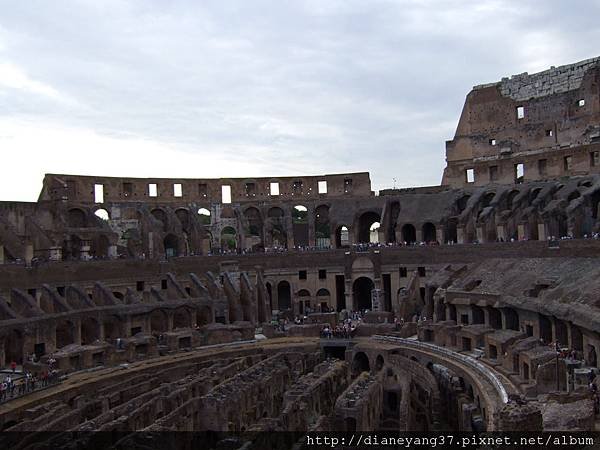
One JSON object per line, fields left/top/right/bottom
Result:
{"left": 475, "top": 57, "right": 600, "bottom": 102}
{"left": 443, "top": 56, "right": 600, "bottom": 188}
{"left": 39, "top": 172, "right": 372, "bottom": 204}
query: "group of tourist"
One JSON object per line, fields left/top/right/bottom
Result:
{"left": 0, "top": 370, "right": 59, "bottom": 403}
{"left": 320, "top": 321, "right": 356, "bottom": 339}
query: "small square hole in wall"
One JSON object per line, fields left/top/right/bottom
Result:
{"left": 546, "top": 129, "right": 553, "bottom": 137}
{"left": 517, "top": 106, "right": 525, "bottom": 119}
{"left": 578, "top": 99, "right": 585, "bottom": 107}
{"left": 173, "top": 183, "right": 182, "bottom": 197}
{"left": 299, "top": 270, "right": 307, "bottom": 280}
{"left": 489, "top": 139, "right": 496, "bottom": 146}
{"left": 466, "top": 168, "right": 475, "bottom": 183}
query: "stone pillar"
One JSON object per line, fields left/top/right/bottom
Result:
{"left": 148, "top": 231, "right": 154, "bottom": 258}
{"left": 49, "top": 246, "right": 62, "bottom": 262}
{"left": 436, "top": 228, "right": 444, "bottom": 244}
{"left": 415, "top": 229, "right": 423, "bottom": 243}
{"left": 457, "top": 227, "right": 465, "bottom": 244}
{"left": 517, "top": 224, "right": 526, "bottom": 241}
{"left": 476, "top": 226, "right": 484, "bottom": 243}
{"left": 345, "top": 279, "right": 353, "bottom": 311}
{"left": 308, "top": 212, "right": 316, "bottom": 247}
{"left": 108, "top": 245, "right": 118, "bottom": 259}
{"left": 537, "top": 223, "right": 547, "bottom": 241}
{"left": 25, "top": 243, "right": 34, "bottom": 266}
{"left": 80, "top": 240, "right": 92, "bottom": 261}
{"left": 0, "top": 245, "right": 4, "bottom": 264}
{"left": 73, "top": 318, "right": 82, "bottom": 345}
{"left": 496, "top": 224, "right": 506, "bottom": 241}
{"left": 167, "top": 312, "right": 175, "bottom": 331}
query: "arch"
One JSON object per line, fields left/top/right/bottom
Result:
{"left": 150, "top": 309, "right": 169, "bottom": 333}
{"left": 422, "top": 222, "right": 436, "bottom": 243}
{"left": 568, "top": 190, "right": 581, "bottom": 202}
{"left": 67, "top": 208, "right": 87, "bottom": 228}
{"left": 277, "top": 280, "right": 291, "bottom": 310}
{"left": 220, "top": 226, "right": 237, "bottom": 250}
{"left": 5, "top": 329, "right": 23, "bottom": 365}
{"left": 197, "top": 208, "right": 211, "bottom": 225}
{"left": 481, "top": 192, "right": 495, "bottom": 209}
{"left": 151, "top": 208, "right": 168, "bottom": 231}
{"left": 358, "top": 211, "right": 381, "bottom": 243}
{"left": 271, "top": 224, "right": 286, "bottom": 248}
{"left": 164, "top": 233, "right": 179, "bottom": 257}
{"left": 316, "top": 288, "right": 331, "bottom": 311}
{"left": 352, "top": 351, "right": 370, "bottom": 375}
{"left": 103, "top": 317, "right": 123, "bottom": 341}
{"left": 56, "top": 319, "right": 75, "bottom": 349}
{"left": 81, "top": 317, "right": 100, "bottom": 345}
{"left": 353, "top": 277, "right": 374, "bottom": 311}
{"left": 316, "top": 288, "right": 331, "bottom": 297}
{"left": 173, "top": 307, "right": 192, "bottom": 329}
{"left": 401, "top": 224, "right": 417, "bottom": 244}
{"left": 94, "top": 208, "right": 109, "bottom": 221}
{"left": 456, "top": 195, "right": 470, "bottom": 213}
{"left": 267, "top": 207, "right": 284, "bottom": 218}
{"left": 315, "top": 205, "right": 331, "bottom": 248}
{"left": 507, "top": 190, "right": 520, "bottom": 209}
{"left": 244, "top": 207, "right": 263, "bottom": 237}
{"left": 175, "top": 208, "right": 190, "bottom": 231}
{"left": 335, "top": 225, "right": 350, "bottom": 248}
{"left": 298, "top": 289, "right": 311, "bottom": 297}
{"left": 292, "top": 205, "right": 309, "bottom": 247}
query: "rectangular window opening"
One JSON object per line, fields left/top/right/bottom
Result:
{"left": 466, "top": 168, "right": 475, "bottom": 183}
{"left": 148, "top": 183, "right": 158, "bottom": 197}
{"left": 489, "top": 139, "right": 496, "bottom": 146}
{"left": 591, "top": 151, "right": 600, "bottom": 167}
{"left": 94, "top": 184, "right": 104, "bottom": 203}
{"left": 299, "top": 270, "right": 307, "bottom": 280}
{"left": 270, "top": 182, "right": 280, "bottom": 196}
{"left": 123, "top": 182, "right": 133, "bottom": 197}
{"left": 318, "top": 180, "right": 327, "bottom": 194}
{"left": 489, "top": 166, "right": 498, "bottom": 181}
{"left": 221, "top": 185, "right": 232, "bottom": 204}
{"left": 517, "top": 106, "right": 525, "bottom": 119}
{"left": 399, "top": 267, "right": 407, "bottom": 278}
{"left": 545, "top": 129, "right": 553, "bottom": 137}
{"left": 515, "top": 163, "right": 524, "bottom": 183}
{"left": 293, "top": 180, "right": 303, "bottom": 194}
{"left": 136, "top": 281, "right": 145, "bottom": 292}
{"left": 578, "top": 99, "right": 585, "bottom": 107}
{"left": 344, "top": 178, "right": 353, "bottom": 193}
{"left": 538, "top": 159, "right": 547, "bottom": 176}
{"left": 245, "top": 182, "right": 256, "bottom": 197}
{"left": 564, "top": 156, "right": 572, "bottom": 172}
{"left": 173, "top": 183, "right": 182, "bottom": 197}
{"left": 198, "top": 183, "right": 208, "bottom": 197}
{"left": 318, "top": 269, "right": 327, "bottom": 279}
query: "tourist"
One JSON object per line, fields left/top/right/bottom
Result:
{"left": 10, "top": 360, "right": 16, "bottom": 373}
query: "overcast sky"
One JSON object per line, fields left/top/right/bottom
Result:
{"left": 1, "top": 0, "right": 600, "bottom": 201}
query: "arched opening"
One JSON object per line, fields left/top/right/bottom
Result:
{"left": 375, "top": 354, "right": 384, "bottom": 371}
{"left": 298, "top": 289, "right": 311, "bottom": 314}
{"left": 163, "top": 233, "right": 179, "bottom": 257}
{"left": 244, "top": 207, "right": 263, "bottom": 250}
{"left": 401, "top": 224, "right": 416, "bottom": 244}
{"left": 151, "top": 209, "right": 168, "bottom": 232}
{"left": 277, "top": 281, "right": 291, "bottom": 311}
{"left": 352, "top": 351, "right": 370, "bottom": 375}
{"left": 150, "top": 309, "right": 169, "bottom": 333}
{"left": 315, "top": 205, "right": 331, "bottom": 248}
{"left": 456, "top": 195, "right": 471, "bottom": 213}
{"left": 571, "top": 325, "right": 583, "bottom": 352}
{"left": 336, "top": 225, "right": 350, "bottom": 248}
{"left": 504, "top": 308, "right": 519, "bottom": 331}
{"left": 539, "top": 315, "right": 552, "bottom": 343}
{"left": 67, "top": 208, "right": 87, "bottom": 228}
{"left": 316, "top": 288, "right": 331, "bottom": 312}
{"left": 358, "top": 211, "right": 381, "bottom": 243}
{"left": 94, "top": 208, "right": 109, "bottom": 222}
{"left": 93, "top": 234, "right": 110, "bottom": 258}
{"left": 445, "top": 218, "right": 458, "bottom": 244}
{"left": 292, "top": 205, "right": 309, "bottom": 247}
{"left": 220, "top": 226, "right": 237, "bottom": 251}
{"left": 488, "top": 308, "right": 502, "bottom": 330}
{"left": 268, "top": 207, "right": 286, "bottom": 248}
{"left": 472, "top": 305, "right": 485, "bottom": 324}
{"left": 5, "top": 329, "right": 23, "bottom": 365}
{"left": 56, "top": 320, "right": 75, "bottom": 349}
{"left": 197, "top": 208, "right": 211, "bottom": 225}
{"left": 81, "top": 317, "right": 100, "bottom": 345}
{"left": 173, "top": 308, "right": 191, "bottom": 329}
{"left": 103, "top": 318, "right": 122, "bottom": 341}
{"left": 422, "top": 222, "right": 436, "bottom": 243}
{"left": 353, "top": 277, "right": 374, "bottom": 311}
{"left": 175, "top": 208, "right": 190, "bottom": 232}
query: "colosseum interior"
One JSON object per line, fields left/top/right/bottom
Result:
{"left": 1, "top": 57, "right": 600, "bottom": 448}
